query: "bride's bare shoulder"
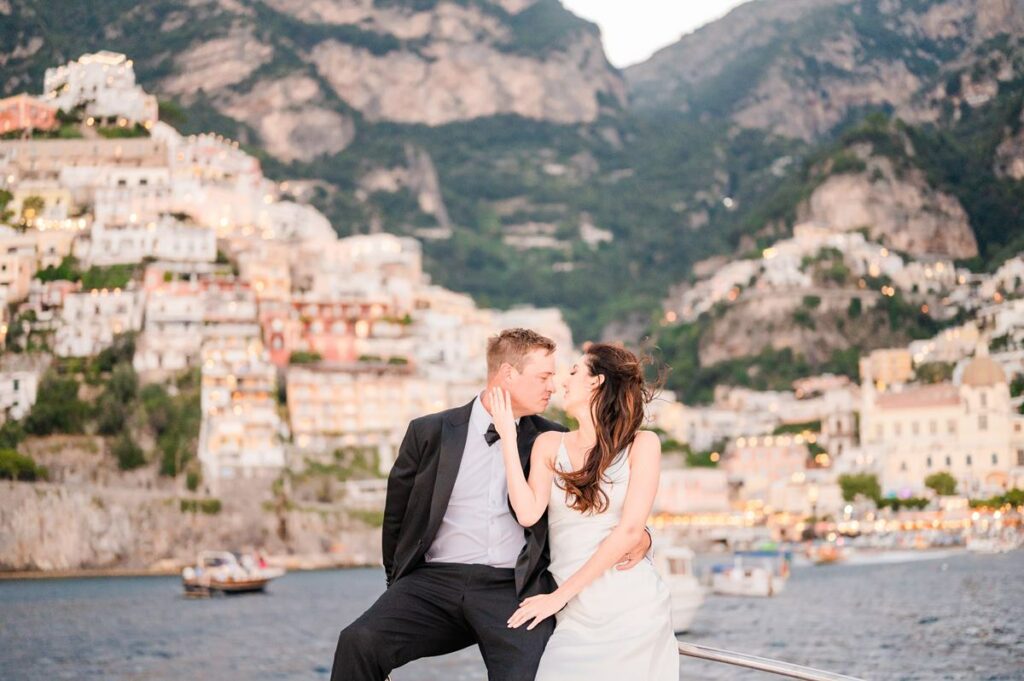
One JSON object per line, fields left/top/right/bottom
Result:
{"left": 533, "top": 429, "right": 564, "bottom": 449}
{"left": 631, "top": 430, "right": 662, "bottom": 454}
{"left": 532, "top": 430, "right": 565, "bottom": 460}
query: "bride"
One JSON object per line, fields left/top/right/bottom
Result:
{"left": 490, "top": 342, "right": 678, "bottom": 680}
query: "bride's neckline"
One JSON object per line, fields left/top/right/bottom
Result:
{"left": 559, "top": 433, "right": 594, "bottom": 473}
{"left": 558, "top": 433, "right": 634, "bottom": 474}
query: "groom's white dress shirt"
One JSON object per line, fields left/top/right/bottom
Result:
{"left": 425, "top": 396, "right": 525, "bottom": 568}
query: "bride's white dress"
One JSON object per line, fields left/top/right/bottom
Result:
{"left": 535, "top": 437, "right": 679, "bottom": 681}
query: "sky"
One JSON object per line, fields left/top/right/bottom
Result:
{"left": 560, "top": 0, "right": 752, "bottom": 69}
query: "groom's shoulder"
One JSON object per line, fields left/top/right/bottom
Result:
{"left": 527, "top": 413, "right": 569, "bottom": 434}
{"left": 408, "top": 400, "right": 472, "bottom": 434}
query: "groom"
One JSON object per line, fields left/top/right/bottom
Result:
{"left": 331, "top": 328, "right": 652, "bottom": 681}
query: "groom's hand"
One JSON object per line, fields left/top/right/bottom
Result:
{"left": 615, "top": 527, "right": 653, "bottom": 570}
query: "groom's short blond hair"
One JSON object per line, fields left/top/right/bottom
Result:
{"left": 487, "top": 328, "right": 556, "bottom": 376}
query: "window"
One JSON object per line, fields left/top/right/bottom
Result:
{"left": 895, "top": 423, "right": 903, "bottom": 437}
{"left": 946, "top": 456, "right": 952, "bottom": 467}
{"left": 979, "top": 414, "right": 988, "bottom": 431}
{"left": 980, "top": 391, "right": 988, "bottom": 408}
{"left": 926, "top": 456, "right": 932, "bottom": 468}
{"left": 912, "top": 421, "right": 920, "bottom": 436}
{"left": 966, "top": 455, "right": 973, "bottom": 466}
{"left": 1018, "top": 449, "right": 1024, "bottom": 466}
{"left": 992, "top": 453, "right": 998, "bottom": 465}
{"left": 900, "top": 461, "right": 907, "bottom": 472}
{"left": 929, "top": 420, "right": 937, "bottom": 435}
{"left": 947, "top": 420, "right": 956, "bottom": 434}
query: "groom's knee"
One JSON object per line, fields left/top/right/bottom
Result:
{"left": 332, "top": 620, "right": 390, "bottom": 679}
{"left": 335, "top": 620, "right": 382, "bottom": 658}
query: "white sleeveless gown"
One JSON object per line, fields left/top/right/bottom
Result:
{"left": 535, "top": 438, "right": 679, "bottom": 681}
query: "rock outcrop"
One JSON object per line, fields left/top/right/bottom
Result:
{"left": 995, "top": 108, "right": 1024, "bottom": 180}
{"left": 307, "top": 32, "right": 623, "bottom": 126}
{"left": 626, "top": 0, "right": 1024, "bottom": 141}
{"left": 0, "top": 481, "right": 380, "bottom": 571}
{"left": 798, "top": 157, "right": 979, "bottom": 259}
{"left": 217, "top": 75, "right": 355, "bottom": 162}
{"left": 697, "top": 289, "right": 881, "bottom": 366}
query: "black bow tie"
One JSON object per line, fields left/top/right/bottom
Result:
{"left": 484, "top": 424, "right": 501, "bottom": 446}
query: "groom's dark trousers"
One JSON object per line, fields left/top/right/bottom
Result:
{"left": 332, "top": 562, "right": 553, "bottom": 680}
{"left": 330, "top": 400, "right": 566, "bottom": 681}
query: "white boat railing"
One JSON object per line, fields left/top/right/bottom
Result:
{"left": 383, "top": 642, "right": 864, "bottom": 681}
{"left": 678, "top": 641, "right": 865, "bottom": 681}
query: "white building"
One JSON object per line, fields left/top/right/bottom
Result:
{"left": 0, "top": 354, "right": 48, "bottom": 422}
{"left": 133, "top": 283, "right": 205, "bottom": 374}
{"left": 297, "top": 233, "right": 424, "bottom": 305}
{"left": 909, "top": 322, "right": 980, "bottom": 366}
{"left": 0, "top": 227, "right": 38, "bottom": 304}
{"left": 859, "top": 350, "right": 1019, "bottom": 497}
{"left": 54, "top": 287, "right": 144, "bottom": 357}
{"left": 287, "top": 362, "right": 448, "bottom": 471}
{"left": 653, "top": 399, "right": 777, "bottom": 453}
{"left": 236, "top": 241, "right": 291, "bottom": 302}
{"left": 198, "top": 329, "right": 284, "bottom": 486}
{"left": 979, "top": 255, "right": 1024, "bottom": 299}
{"left": 766, "top": 472, "right": 844, "bottom": 518}
{"left": 42, "top": 51, "right": 157, "bottom": 125}
{"left": 87, "top": 215, "right": 215, "bottom": 266}
{"left": 655, "top": 466, "right": 731, "bottom": 514}
{"left": 724, "top": 435, "right": 809, "bottom": 501}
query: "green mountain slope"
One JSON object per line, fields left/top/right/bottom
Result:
{"left": 3, "top": 0, "right": 1024, "bottom": 352}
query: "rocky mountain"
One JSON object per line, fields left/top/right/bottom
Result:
{"left": 1, "top": 0, "right": 623, "bottom": 161}
{"left": 627, "top": 0, "right": 1024, "bottom": 140}
{"left": 3, "top": 0, "right": 1024, "bottom": 354}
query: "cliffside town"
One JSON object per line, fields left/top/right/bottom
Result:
{"left": 2, "top": 0, "right": 1024, "bottom": 571}
{"left": 0, "top": 52, "right": 574, "bottom": 571}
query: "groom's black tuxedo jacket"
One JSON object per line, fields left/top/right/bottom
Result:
{"left": 382, "top": 398, "right": 568, "bottom": 598}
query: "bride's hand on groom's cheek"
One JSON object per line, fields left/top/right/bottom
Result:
{"left": 506, "top": 592, "right": 568, "bottom": 631}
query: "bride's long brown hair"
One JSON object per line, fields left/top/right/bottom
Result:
{"left": 557, "top": 343, "right": 657, "bottom": 515}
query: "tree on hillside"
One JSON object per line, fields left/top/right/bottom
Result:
{"left": 24, "top": 374, "right": 89, "bottom": 435}
{"left": 924, "top": 471, "right": 957, "bottom": 496}
{"left": 838, "top": 473, "right": 881, "bottom": 503}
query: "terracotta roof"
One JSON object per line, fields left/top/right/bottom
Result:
{"left": 875, "top": 383, "right": 960, "bottom": 409}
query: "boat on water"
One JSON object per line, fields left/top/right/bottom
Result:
{"left": 181, "top": 550, "right": 285, "bottom": 596}
{"left": 711, "top": 550, "right": 791, "bottom": 597}
{"left": 653, "top": 546, "right": 705, "bottom": 633}
{"left": 842, "top": 547, "right": 961, "bottom": 566}
{"left": 807, "top": 541, "right": 845, "bottom": 566}
{"left": 965, "top": 535, "right": 1017, "bottom": 554}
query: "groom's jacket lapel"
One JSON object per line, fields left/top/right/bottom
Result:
{"left": 425, "top": 400, "right": 473, "bottom": 543}
{"left": 516, "top": 417, "right": 539, "bottom": 470}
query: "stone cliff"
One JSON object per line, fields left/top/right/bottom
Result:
{"left": 626, "top": 0, "right": 1024, "bottom": 141}
{"left": 798, "top": 156, "right": 978, "bottom": 259}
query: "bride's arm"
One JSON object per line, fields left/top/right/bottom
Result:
{"left": 508, "top": 430, "right": 661, "bottom": 630}
{"left": 490, "top": 388, "right": 557, "bottom": 527}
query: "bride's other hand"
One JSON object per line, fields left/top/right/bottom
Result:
{"left": 507, "top": 592, "right": 567, "bottom": 630}
{"left": 489, "top": 387, "right": 517, "bottom": 443}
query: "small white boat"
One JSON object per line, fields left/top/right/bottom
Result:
{"left": 182, "top": 550, "right": 285, "bottom": 596}
{"left": 711, "top": 550, "right": 791, "bottom": 598}
{"left": 653, "top": 546, "right": 705, "bottom": 633}
{"left": 966, "top": 536, "right": 1015, "bottom": 554}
